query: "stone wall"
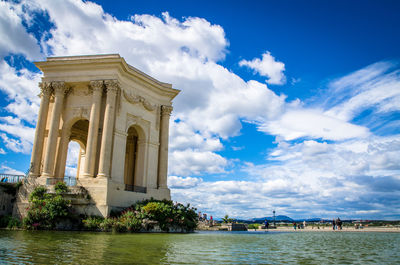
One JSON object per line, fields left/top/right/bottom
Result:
{"left": 0, "top": 184, "right": 17, "bottom": 216}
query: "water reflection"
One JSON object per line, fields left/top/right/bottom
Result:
{"left": 0, "top": 231, "right": 399, "bottom": 264}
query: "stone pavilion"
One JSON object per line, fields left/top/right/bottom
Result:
{"left": 17, "top": 54, "right": 179, "bottom": 217}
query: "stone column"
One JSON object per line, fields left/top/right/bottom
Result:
{"left": 158, "top": 105, "right": 173, "bottom": 188}
{"left": 54, "top": 128, "right": 71, "bottom": 178}
{"left": 97, "top": 80, "right": 119, "bottom": 178}
{"left": 29, "top": 82, "right": 52, "bottom": 177}
{"left": 82, "top": 81, "right": 103, "bottom": 178}
{"left": 42, "top": 82, "right": 66, "bottom": 178}
{"left": 135, "top": 139, "right": 147, "bottom": 187}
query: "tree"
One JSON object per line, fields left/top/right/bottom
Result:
{"left": 222, "top": 214, "right": 234, "bottom": 223}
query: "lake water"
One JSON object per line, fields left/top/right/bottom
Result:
{"left": 0, "top": 230, "right": 399, "bottom": 264}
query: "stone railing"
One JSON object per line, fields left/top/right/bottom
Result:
{"left": 0, "top": 173, "right": 26, "bottom": 183}
{"left": 46, "top": 176, "right": 77, "bottom": 186}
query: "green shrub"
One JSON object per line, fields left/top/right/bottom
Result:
{"left": 29, "top": 186, "right": 48, "bottom": 201}
{"left": 131, "top": 199, "right": 197, "bottom": 232}
{"left": 119, "top": 210, "right": 142, "bottom": 232}
{"left": 248, "top": 223, "right": 260, "bottom": 229}
{"left": 0, "top": 215, "right": 21, "bottom": 228}
{"left": 23, "top": 186, "right": 71, "bottom": 230}
{"left": 7, "top": 217, "right": 21, "bottom": 229}
{"left": 99, "top": 218, "right": 115, "bottom": 232}
{"left": 82, "top": 216, "right": 103, "bottom": 230}
{"left": 54, "top": 182, "right": 69, "bottom": 194}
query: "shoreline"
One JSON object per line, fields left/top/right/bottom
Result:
{"left": 247, "top": 226, "right": 400, "bottom": 233}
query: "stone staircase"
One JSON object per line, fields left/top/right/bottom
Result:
{"left": 12, "top": 177, "right": 93, "bottom": 219}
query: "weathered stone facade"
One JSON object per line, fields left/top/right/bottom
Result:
{"left": 15, "top": 54, "right": 179, "bottom": 217}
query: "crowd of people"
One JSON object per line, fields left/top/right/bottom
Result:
{"left": 198, "top": 212, "right": 214, "bottom": 225}
{"left": 332, "top": 218, "right": 342, "bottom": 230}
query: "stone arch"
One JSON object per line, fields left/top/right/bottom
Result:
{"left": 55, "top": 117, "right": 90, "bottom": 179}
{"left": 124, "top": 124, "right": 147, "bottom": 192}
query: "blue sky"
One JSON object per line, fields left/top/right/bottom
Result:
{"left": 1, "top": 0, "right": 400, "bottom": 220}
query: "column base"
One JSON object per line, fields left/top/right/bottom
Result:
{"left": 40, "top": 172, "right": 53, "bottom": 178}
{"left": 28, "top": 173, "right": 40, "bottom": 178}
{"left": 96, "top": 173, "right": 109, "bottom": 178}
{"left": 81, "top": 173, "right": 94, "bottom": 178}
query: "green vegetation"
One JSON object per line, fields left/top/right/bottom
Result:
{"left": 23, "top": 183, "right": 71, "bottom": 230}
{"left": 0, "top": 215, "right": 21, "bottom": 229}
{"left": 2, "top": 183, "right": 197, "bottom": 233}
{"left": 222, "top": 214, "right": 234, "bottom": 223}
{"left": 82, "top": 199, "right": 198, "bottom": 232}
{"left": 248, "top": 223, "right": 260, "bottom": 229}
{"left": 0, "top": 181, "right": 22, "bottom": 195}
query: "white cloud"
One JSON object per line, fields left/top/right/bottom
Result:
{"left": 0, "top": 1, "right": 42, "bottom": 60}
{"left": 169, "top": 150, "right": 227, "bottom": 176}
{"left": 259, "top": 108, "right": 370, "bottom": 141}
{"left": 239, "top": 51, "right": 286, "bottom": 85}
{"left": 240, "top": 135, "right": 400, "bottom": 218}
{"left": 0, "top": 165, "right": 25, "bottom": 175}
{"left": 168, "top": 176, "right": 202, "bottom": 189}
{"left": 0, "top": 61, "right": 42, "bottom": 124}
{"left": 0, "top": 132, "right": 32, "bottom": 154}
{"left": 324, "top": 61, "right": 400, "bottom": 121}
{"left": 64, "top": 141, "right": 80, "bottom": 177}
{"left": 0, "top": 148, "right": 6, "bottom": 155}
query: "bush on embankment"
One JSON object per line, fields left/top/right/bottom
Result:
{"left": 82, "top": 199, "right": 198, "bottom": 233}
{"left": 0, "top": 215, "right": 21, "bottom": 229}
{"left": 23, "top": 184, "right": 198, "bottom": 232}
{"left": 23, "top": 182, "right": 72, "bottom": 230}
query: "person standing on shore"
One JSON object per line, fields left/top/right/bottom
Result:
{"left": 265, "top": 219, "right": 269, "bottom": 230}
{"left": 332, "top": 219, "right": 336, "bottom": 230}
{"left": 337, "top": 218, "right": 342, "bottom": 230}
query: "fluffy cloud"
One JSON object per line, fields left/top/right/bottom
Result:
{"left": 260, "top": 108, "right": 370, "bottom": 141}
{"left": 0, "top": 165, "right": 25, "bottom": 175}
{"left": 0, "top": 61, "right": 41, "bottom": 124}
{"left": 169, "top": 150, "right": 227, "bottom": 176}
{"left": 0, "top": 1, "right": 42, "bottom": 60}
{"left": 168, "top": 176, "right": 202, "bottom": 189}
{"left": 239, "top": 51, "right": 286, "bottom": 85}
{"left": 170, "top": 135, "right": 400, "bottom": 220}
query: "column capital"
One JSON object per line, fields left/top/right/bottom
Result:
{"left": 90, "top": 80, "right": 104, "bottom": 93}
{"left": 161, "top": 105, "right": 173, "bottom": 116}
{"left": 39, "top": 82, "right": 52, "bottom": 97}
{"left": 104, "top": 79, "right": 119, "bottom": 93}
{"left": 51, "top": 81, "right": 67, "bottom": 96}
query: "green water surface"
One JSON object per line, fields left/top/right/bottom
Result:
{"left": 0, "top": 230, "right": 399, "bottom": 264}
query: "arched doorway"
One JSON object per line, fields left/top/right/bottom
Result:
{"left": 64, "top": 141, "right": 81, "bottom": 178}
{"left": 64, "top": 119, "right": 89, "bottom": 185}
{"left": 124, "top": 125, "right": 146, "bottom": 193}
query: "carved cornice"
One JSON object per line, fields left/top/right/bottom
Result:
{"left": 123, "top": 90, "right": 156, "bottom": 111}
{"left": 39, "top": 82, "right": 52, "bottom": 97}
{"left": 52, "top": 81, "right": 65, "bottom": 93}
{"left": 89, "top": 80, "right": 104, "bottom": 93}
{"left": 104, "top": 79, "right": 119, "bottom": 93}
{"left": 161, "top": 105, "right": 173, "bottom": 116}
